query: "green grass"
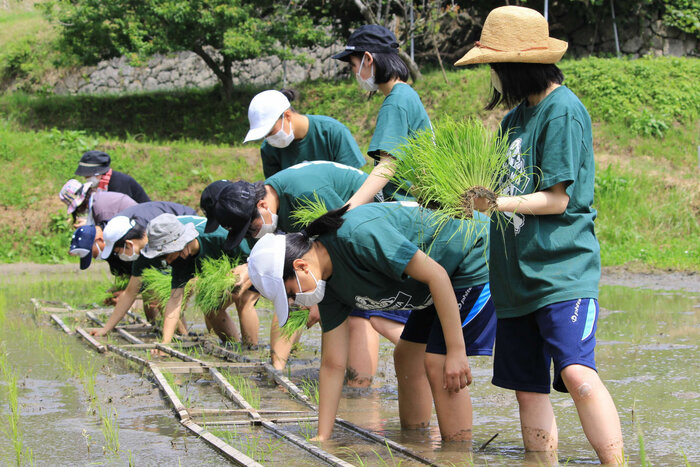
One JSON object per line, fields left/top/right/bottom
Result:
{"left": 0, "top": 56, "right": 697, "bottom": 271}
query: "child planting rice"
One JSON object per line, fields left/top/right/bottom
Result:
{"left": 140, "top": 214, "right": 257, "bottom": 350}
{"left": 247, "top": 202, "right": 496, "bottom": 442}
{"left": 201, "top": 161, "right": 410, "bottom": 382}
{"left": 455, "top": 6, "right": 623, "bottom": 463}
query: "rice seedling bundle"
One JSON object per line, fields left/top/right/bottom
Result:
{"left": 193, "top": 255, "right": 239, "bottom": 316}
{"left": 280, "top": 306, "right": 310, "bottom": 339}
{"left": 291, "top": 193, "right": 329, "bottom": 228}
{"left": 392, "top": 116, "right": 515, "bottom": 220}
{"left": 141, "top": 267, "right": 172, "bottom": 312}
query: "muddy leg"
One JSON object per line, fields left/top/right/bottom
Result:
{"left": 233, "top": 290, "right": 260, "bottom": 346}
{"left": 394, "top": 339, "right": 432, "bottom": 429}
{"left": 561, "top": 364, "right": 623, "bottom": 464}
{"left": 424, "top": 352, "right": 472, "bottom": 441}
{"left": 346, "top": 317, "right": 379, "bottom": 387}
{"left": 516, "top": 391, "right": 558, "bottom": 452}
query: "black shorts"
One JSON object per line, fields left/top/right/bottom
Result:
{"left": 400, "top": 284, "right": 496, "bottom": 355}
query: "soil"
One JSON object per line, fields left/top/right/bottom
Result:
{"left": 2, "top": 262, "right": 699, "bottom": 293}
{"left": 462, "top": 186, "right": 497, "bottom": 216}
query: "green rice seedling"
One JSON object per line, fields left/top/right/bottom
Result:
{"left": 279, "top": 306, "right": 309, "bottom": 340}
{"left": 0, "top": 348, "right": 23, "bottom": 466}
{"left": 391, "top": 117, "right": 523, "bottom": 244}
{"left": 102, "top": 274, "right": 130, "bottom": 304}
{"left": 99, "top": 406, "right": 120, "bottom": 455}
{"left": 299, "top": 378, "right": 320, "bottom": 405}
{"left": 290, "top": 193, "right": 329, "bottom": 228}
{"left": 141, "top": 267, "right": 173, "bottom": 312}
{"left": 193, "top": 255, "right": 239, "bottom": 316}
{"left": 222, "top": 370, "right": 261, "bottom": 409}
{"left": 298, "top": 420, "right": 316, "bottom": 440}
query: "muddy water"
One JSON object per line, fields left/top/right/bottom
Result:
{"left": 0, "top": 267, "right": 698, "bottom": 465}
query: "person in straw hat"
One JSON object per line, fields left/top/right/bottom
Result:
{"left": 455, "top": 5, "right": 623, "bottom": 464}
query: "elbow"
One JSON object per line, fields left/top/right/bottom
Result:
{"left": 553, "top": 195, "right": 570, "bottom": 214}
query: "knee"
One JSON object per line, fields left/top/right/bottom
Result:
{"left": 423, "top": 353, "right": 444, "bottom": 381}
{"left": 516, "top": 390, "right": 546, "bottom": 406}
{"left": 561, "top": 365, "right": 598, "bottom": 402}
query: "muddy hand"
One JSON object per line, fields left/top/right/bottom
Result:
{"left": 443, "top": 351, "right": 471, "bottom": 392}
{"left": 88, "top": 327, "right": 107, "bottom": 337}
{"left": 232, "top": 264, "right": 251, "bottom": 294}
{"left": 306, "top": 305, "right": 320, "bottom": 328}
{"left": 473, "top": 196, "right": 492, "bottom": 213}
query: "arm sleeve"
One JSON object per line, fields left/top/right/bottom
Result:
{"left": 537, "top": 114, "right": 582, "bottom": 195}
{"left": 171, "top": 261, "right": 195, "bottom": 290}
{"left": 128, "top": 178, "right": 150, "bottom": 203}
{"left": 348, "top": 224, "right": 418, "bottom": 282}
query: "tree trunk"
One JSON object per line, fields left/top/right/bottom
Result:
{"left": 192, "top": 44, "right": 234, "bottom": 100}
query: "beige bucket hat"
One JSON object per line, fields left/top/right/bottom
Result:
{"left": 455, "top": 6, "right": 567, "bottom": 66}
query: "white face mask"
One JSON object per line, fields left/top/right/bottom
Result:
{"left": 265, "top": 116, "right": 294, "bottom": 148}
{"left": 294, "top": 269, "right": 326, "bottom": 307}
{"left": 86, "top": 175, "right": 101, "bottom": 186}
{"left": 118, "top": 242, "right": 139, "bottom": 262}
{"left": 355, "top": 55, "right": 378, "bottom": 92}
{"left": 94, "top": 242, "right": 103, "bottom": 259}
{"left": 253, "top": 208, "right": 279, "bottom": 239}
{"left": 490, "top": 68, "right": 503, "bottom": 95}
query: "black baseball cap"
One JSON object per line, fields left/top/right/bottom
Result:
{"left": 211, "top": 182, "right": 258, "bottom": 251}
{"left": 75, "top": 150, "right": 111, "bottom": 176}
{"left": 201, "top": 180, "right": 234, "bottom": 233}
{"left": 332, "top": 24, "right": 399, "bottom": 62}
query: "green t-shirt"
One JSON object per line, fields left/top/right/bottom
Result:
{"left": 367, "top": 83, "right": 431, "bottom": 199}
{"left": 260, "top": 115, "right": 366, "bottom": 178}
{"left": 265, "top": 161, "right": 371, "bottom": 234}
{"left": 166, "top": 216, "right": 251, "bottom": 289}
{"left": 317, "top": 202, "right": 489, "bottom": 332}
{"left": 490, "top": 85, "right": 600, "bottom": 319}
{"left": 131, "top": 215, "right": 200, "bottom": 277}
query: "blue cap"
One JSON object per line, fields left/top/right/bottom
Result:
{"left": 69, "top": 225, "right": 97, "bottom": 270}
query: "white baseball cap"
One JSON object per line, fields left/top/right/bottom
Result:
{"left": 246, "top": 233, "right": 290, "bottom": 325}
{"left": 101, "top": 216, "right": 136, "bottom": 259}
{"left": 242, "top": 90, "right": 290, "bottom": 143}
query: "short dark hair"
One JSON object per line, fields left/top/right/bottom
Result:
{"left": 486, "top": 63, "right": 564, "bottom": 110}
{"left": 113, "top": 225, "right": 146, "bottom": 250}
{"left": 351, "top": 51, "right": 408, "bottom": 84}
{"left": 249, "top": 181, "right": 267, "bottom": 223}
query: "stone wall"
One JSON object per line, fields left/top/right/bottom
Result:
{"left": 53, "top": 44, "right": 348, "bottom": 95}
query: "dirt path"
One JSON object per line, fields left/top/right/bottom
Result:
{"left": 2, "top": 262, "right": 699, "bottom": 293}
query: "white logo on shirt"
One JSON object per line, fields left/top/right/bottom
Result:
{"left": 354, "top": 291, "right": 433, "bottom": 311}
{"left": 503, "top": 138, "right": 528, "bottom": 235}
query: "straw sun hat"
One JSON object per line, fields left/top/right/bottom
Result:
{"left": 455, "top": 6, "right": 567, "bottom": 66}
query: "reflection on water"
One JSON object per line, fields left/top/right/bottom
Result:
{"left": 0, "top": 276, "right": 697, "bottom": 466}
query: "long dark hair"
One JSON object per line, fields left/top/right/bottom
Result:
{"left": 486, "top": 63, "right": 564, "bottom": 110}
{"left": 282, "top": 205, "right": 349, "bottom": 280}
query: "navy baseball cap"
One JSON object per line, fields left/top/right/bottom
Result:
{"left": 69, "top": 225, "right": 97, "bottom": 270}
{"left": 213, "top": 181, "right": 258, "bottom": 251}
{"left": 75, "top": 150, "right": 111, "bottom": 176}
{"left": 200, "top": 179, "right": 234, "bottom": 233}
{"left": 332, "top": 25, "right": 400, "bottom": 62}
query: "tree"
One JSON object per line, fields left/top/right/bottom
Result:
{"left": 42, "top": 0, "right": 332, "bottom": 99}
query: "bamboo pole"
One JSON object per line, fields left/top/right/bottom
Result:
{"left": 75, "top": 327, "right": 106, "bottom": 353}
{"left": 50, "top": 314, "right": 73, "bottom": 335}
{"left": 107, "top": 344, "right": 150, "bottom": 367}
{"left": 149, "top": 363, "right": 189, "bottom": 420}
{"left": 180, "top": 419, "right": 263, "bottom": 467}
{"left": 86, "top": 311, "right": 144, "bottom": 345}
{"left": 201, "top": 416, "right": 318, "bottom": 426}
{"left": 260, "top": 420, "right": 354, "bottom": 467}
{"left": 187, "top": 408, "right": 309, "bottom": 416}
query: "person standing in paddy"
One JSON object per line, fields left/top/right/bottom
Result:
{"left": 456, "top": 6, "right": 623, "bottom": 463}
{"left": 243, "top": 89, "right": 366, "bottom": 178}
{"left": 201, "top": 162, "right": 410, "bottom": 379}
{"left": 332, "top": 24, "right": 431, "bottom": 207}
{"left": 246, "top": 203, "right": 495, "bottom": 442}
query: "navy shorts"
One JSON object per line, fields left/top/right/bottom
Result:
{"left": 400, "top": 284, "right": 496, "bottom": 356}
{"left": 349, "top": 308, "right": 411, "bottom": 324}
{"left": 492, "top": 298, "right": 599, "bottom": 394}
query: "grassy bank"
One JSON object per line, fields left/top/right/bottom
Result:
{"left": 0, "top": 57, "right": 698, "bottom": 270}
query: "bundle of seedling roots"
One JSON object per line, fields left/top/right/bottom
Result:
{"left": 391, "top": 117, "right": 521, "bottom": 234}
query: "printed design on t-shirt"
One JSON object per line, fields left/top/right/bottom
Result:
{"left": 502, "top": 138, "right": 528, "bottom": 235}
{"left": 354, "top": 291, "right": 433, "bottom": 311}
{"left": 287, "top": 160, "right": 364, "bottom": 175}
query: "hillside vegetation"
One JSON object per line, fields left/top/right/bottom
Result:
{"left": 0, "top": 5, "right": 698, "bottom": 271}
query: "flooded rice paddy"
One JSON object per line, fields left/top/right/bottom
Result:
{"left": 0, "top": 264, "right": 697, "bottom": 466}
